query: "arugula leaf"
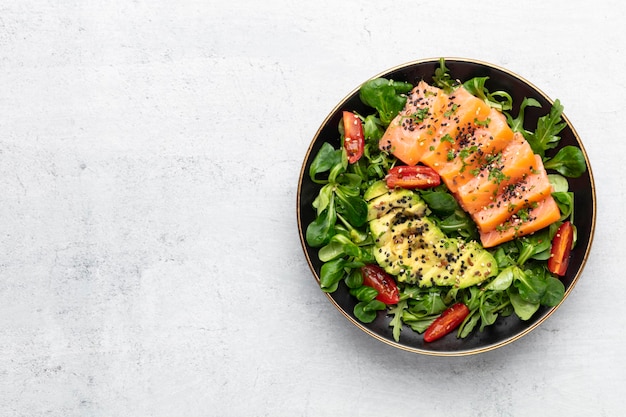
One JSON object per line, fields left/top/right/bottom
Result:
{"left": 458, "top": 310, "right": 481, "bottom": 338}
{"left": 402, "top": 311, "right": 438, "bottom": 333}
{"left": 407, "top": 288, "right": 447, "bottom": 316}
{"left": 516, "top": 229, "right": 551, "bottom": 265}
{"left": 479, "top": 292, "right": 504, "bottom": 331}
{"left": 432, "top": 58, "right": 455, "bottom": 93}
{"left": 437, "top": 209, "right": 479, "bottom": 239}
{"left": 491, "top": 242, "right": 518, "bottom": 269}
{"left": 506, "top": 97, "right": 541, "bottom": 136}
{"left": 527, "top": 99, "right": 567, "bottom": 157}
{"left": 462, "top": 76, "right": 513, "bottom": 111}
{"left": 389, "top": 299, "right": 408, "bottom": 342}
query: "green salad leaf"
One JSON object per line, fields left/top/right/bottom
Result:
{"left": 305, "top": 61, "right": 585, "bottom": 343}
{"left": 527, "top": 99, "right": 567, "bottom": 157}
{"left": 389, "top": 299, "right": 408, "bottom": 342}
{"left": 306, "top": 194, "right": 336, "bottom": 248}
{"left": 506, "top": 97, "right": 541, "bottom": 135}
{"left": 319, "top": 258, "right": 346, "bottom": 292}
{"left": 309, "top": 142, "right": 342, "bottom": 183}
{"left": 432, "top": 58, "right": 455, "bottom": 93}
{"left": 463, "top": 76, "right": 513, "bottom": 111}
{"left": 419, "top": 189, "right": 457, "bottom": 216}
{"left": 544, "top": 145, "right": 587, "bottom": 177}
{"left": 359, "top": 78, "right": 413, "bottom": 125}
{"left": 354, "top": 299, "right": 386, "bottom": 323}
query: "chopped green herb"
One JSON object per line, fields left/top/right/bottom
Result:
{"left": 475, "top": 117, "right": 491, "bottom": 127}
{"left": 406, "top": 107, "right": 430, "bottom": 123}
{"left": 432, "top": 57, "right": 455, "bottom": 92}
{"left": 488, "top": 168, "right": 509, "bottom": 186}
{"left": 444, "top": 104, "right": 459, "bottom": 118}
{"left": 441, "top": 133, "right": 454, "bottom": 143}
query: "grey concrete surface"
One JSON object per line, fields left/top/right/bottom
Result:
{"left": 0, "top": 1, "right": 622, "bottom": 416}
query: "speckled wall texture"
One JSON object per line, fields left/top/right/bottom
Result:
{"left": 0, "top": 1, "right": 622, "bottom": 416}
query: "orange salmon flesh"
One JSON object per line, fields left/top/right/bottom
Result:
{"left": 378, "top": 81, "right": 559, "bottom": 248}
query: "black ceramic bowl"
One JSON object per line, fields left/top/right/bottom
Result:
{"left": 297, "top": 58, "right": 596, "bottom": 356}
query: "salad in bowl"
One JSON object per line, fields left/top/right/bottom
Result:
{"left": 297, "top": 58, "right": 595, "bottom": 355}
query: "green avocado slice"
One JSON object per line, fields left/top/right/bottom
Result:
{"left": 366, "top": 186, "right": 497, "bottom": 288}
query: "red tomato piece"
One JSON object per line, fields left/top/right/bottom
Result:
{"left": 548, "top": 221, "right": 574, "bottom": 276}
{"left": 423, "top": 302, "right": 470, "bottom": 342}
{"left": 342, "top": 111, "right": 364, "bottom": 164}
{"left": 360, "top": 264, "right": 400, "bottom": 305}
{"left": 385, "top": 165, "right": 441, "bottom": 189}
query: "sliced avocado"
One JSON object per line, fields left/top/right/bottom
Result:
{"left": 363, "top": 180, "right": 389, "bottom": 201}
{"left": 372, "top": 215, "right": 445, "bottom": 278}
{"left": 366, "top": 187, "right": 428, "bottom": 221}
{"left": 411, "top": 239, "right": 496, "bottom": 288}
{"left": 367, "top": 188, "right": 497, "bottom": 289}
{"left": 369, "top": 203, "right": 430, "bottom": 246}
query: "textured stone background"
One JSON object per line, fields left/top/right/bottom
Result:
{"left": 0, "top": 0, "right": 622, "bottom": 416}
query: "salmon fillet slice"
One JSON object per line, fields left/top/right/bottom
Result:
{"left": 419, "top": 86, "right": 491, "bottom": 171}
{"left": 479, "top": 195, "right": 561, "bottom": 248}
{"left": 379, "top": 81, "right": 447, "bottom": 166}
{"left": 377, "top": 80, "right": 562, "bottom": 249}
{"left": 472, "top": 156, "right": 554, "bottom": 232}
{"left": 438, "top": 108, "right": 515, "bottom": 193}
{"left": 456, "top": 133, "right": 538, "bottom": 214}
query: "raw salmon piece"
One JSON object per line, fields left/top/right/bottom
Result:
{"left": 419, "top": 86, "right": 491, "bottom": 170}
{"left": 456, "top": 133, "right": 538, "bottom": 214}
{"left": 379, "top": 81, "right": 448, "bottom": 166}
{"left": 438, "top": 108, "right": 515, "bottom": 193}
{"left": 473, "top": 156, "right": 554, "bottom": 232}
{"left": 479, "top": 195, "right": 561, "bottom": 248}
